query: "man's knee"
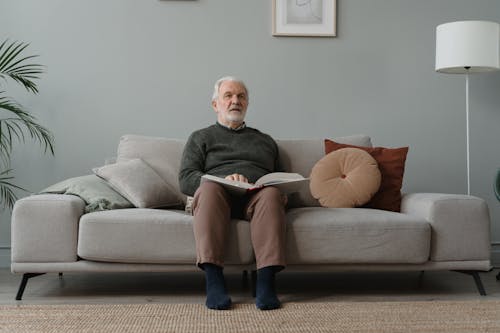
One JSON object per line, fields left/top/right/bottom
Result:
{"left": 195, "top": 181, "right": 226, "bottom": 198}
{"left": 258, "top": 187, "right": 287, "bottom": 206}
{"left": 192, "top": 181, "right": 229, "bottom": 214}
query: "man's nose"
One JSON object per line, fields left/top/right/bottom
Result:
{"left": 231, "top": 95, "right": 241, "bottom": 104}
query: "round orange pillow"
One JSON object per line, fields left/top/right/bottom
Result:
{"left": 309, "top": 148, "right": 382, "bottom": 208}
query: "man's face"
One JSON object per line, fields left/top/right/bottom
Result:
{"left": 212, "top": 81, "right": 248, "bottom": 128}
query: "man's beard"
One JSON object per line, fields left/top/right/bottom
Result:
{"left": 226, "top": 110, "right": 246, "bottom": 122}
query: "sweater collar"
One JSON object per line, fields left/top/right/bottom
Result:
{"left": 216, "top": 121, "right": 246, "bottom": 132}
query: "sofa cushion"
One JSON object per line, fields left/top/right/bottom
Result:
{"left": 325, "top": 139, "right": 409, "bottom": 212}
{"left": 40, "top": 175, "right": 133, "bottom": 213}
{"left": 285, "top": 207, "right": 430, "bottom": 264}
{"left": 93, "top": 158, "right": 181, "bottom": 208}
{"left": 116, "top": 135, "right": 186, "bottom": 204}
{"left": 310, "top": 148, "right": 381, "bottom": 208}
{"left": 77, "top": 209, "right": 254, "bottom": 265}
{"left": 277, "top": 135, "right": 372, "bottom": 207}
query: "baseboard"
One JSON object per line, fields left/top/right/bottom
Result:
{"left": 0, "top": 247, "right": 11, "bottom": 269}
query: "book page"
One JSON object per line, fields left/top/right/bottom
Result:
{"left": 201, "top": 174, "right": 254, "bottom": 189}
{"left": 255, "top": 172, "right": 305, "bottom": 186}
{"left": 201, "top": 173, "right": 308, "bottom": 195}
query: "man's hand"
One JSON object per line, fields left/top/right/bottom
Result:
{"left": 225, "top": 173, "right": 248, "bottom": 183}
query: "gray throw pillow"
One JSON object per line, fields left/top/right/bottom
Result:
{"left": 93, "top": 158, "right": 181, "bottom": 208}
{"left": 41, "top": 175, "right": 133, "bottom": 213}
{"left": 116, "top": 135, "right": 186, "bottom": 204}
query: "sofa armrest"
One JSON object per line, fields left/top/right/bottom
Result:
{"left": 401, "top": 193, "right": 490, "bottom": 262}
{"left": 11, "top": 194, "right": 85, "bottom": 263}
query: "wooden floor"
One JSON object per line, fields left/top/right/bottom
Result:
{"left": 1, "top": 268, "right": 499, "bottom": 305}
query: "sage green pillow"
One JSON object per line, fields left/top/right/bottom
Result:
{"left": 41, "top": 175, "right": 133, "bottom": 213}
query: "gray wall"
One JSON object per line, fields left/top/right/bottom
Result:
{"left": 1, "top": 0, "right": 500, "bottom": 267}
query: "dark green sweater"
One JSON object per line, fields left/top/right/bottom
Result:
{"left": 179, "top": 123, "right": 282, "bottom": 196}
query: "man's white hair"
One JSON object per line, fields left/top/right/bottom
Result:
{"left": 211, "top": 76, "right": 249, "bottom": 102}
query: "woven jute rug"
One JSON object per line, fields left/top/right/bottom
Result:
{"left": 1, "top": 301, "right": 499, "bottom": 333}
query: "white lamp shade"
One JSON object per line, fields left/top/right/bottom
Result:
{"left": 435, "top": 20, "right": 500, "bottom": 73}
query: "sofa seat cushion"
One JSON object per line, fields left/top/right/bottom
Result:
{"left": 285, "top": 207, "right": 431, "bottom": 264}
{"left": 77, "top": 209, "right": 254, "bottom": 265}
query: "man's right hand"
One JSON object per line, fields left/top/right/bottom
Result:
{"left": 225, "top": 174, "right": 249, "bottom": 183}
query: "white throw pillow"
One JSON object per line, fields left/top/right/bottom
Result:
{"left": 93, "top": 158, "right": 181, "bottom": 208}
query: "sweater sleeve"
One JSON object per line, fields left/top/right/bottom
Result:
{"left": 178, "top": 132, "right": 206, "bottom": 197}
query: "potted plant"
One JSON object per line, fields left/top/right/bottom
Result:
{"left": 0, "top": 40, "right": 54, "bottom": 209}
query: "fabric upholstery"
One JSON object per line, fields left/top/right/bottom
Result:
{"left": 325, "top": 139, "right": 408, "bottom": 212}
{"left": 310, "top": 148, "right": 381, "bottom": 208}
{"left": 93, "top": 158, "right": 181, "bottom": 208}
{"left": 11, "top": 194, "right": 85, "bottom": 262}
{"left": 401, "top": 193, "right": 491, "bottom": 261}
{"left": 77, "top": 209, "right": 254, "bottom": 265}
{"left": 285, "top": 207, "right": 431, "bottom": 264}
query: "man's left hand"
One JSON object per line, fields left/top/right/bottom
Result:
{"left": 225, "top": 173, "right": 248, "bottom": 183}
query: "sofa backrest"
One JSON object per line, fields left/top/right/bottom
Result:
{"left": 116, "top": 134, "right": 372, "bottom": 207}
{"left": 277, "top": 135, "right": 372, "bottom": 207}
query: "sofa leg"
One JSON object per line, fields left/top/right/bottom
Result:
{"left": 15, "top": 273, "right": 46, "bottom": 300}
{"left": 496, "top": 272, "right": 500, "bottom": 281}
{"left": 453, "top": 270, "right": 486, "bottom": 296}
{"left": 241, "top": 270, "right": 248, "bottom": 288}
{"left": 417, "top": 271, "right": 425, "bottom": 289}
{"left": 251, "top": 270, "right": 257, "bottom": 298}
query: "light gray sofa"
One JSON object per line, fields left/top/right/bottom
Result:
{"left": 11, "top": 134, "right": 492, "bottom": 300}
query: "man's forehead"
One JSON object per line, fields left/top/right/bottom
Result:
{"left": 219, "top": 81, "right": 247, "bottom": 93}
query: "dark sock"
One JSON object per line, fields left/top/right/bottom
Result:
{"left": 256, "top": 266, "right": 282, "bottom": 310}
{"left": 201, "top": 263, "right": 232, "bottom": 310}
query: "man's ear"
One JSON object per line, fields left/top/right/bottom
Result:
{"left": 211, "top": 100, "right": 218, "bottom": 113}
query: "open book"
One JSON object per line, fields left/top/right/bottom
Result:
{"left": 201, "top": 172, "right": 309, "bottom": 196}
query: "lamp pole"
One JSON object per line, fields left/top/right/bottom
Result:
{"left": 465, "top": 67, "right": 470, "bottom": 195}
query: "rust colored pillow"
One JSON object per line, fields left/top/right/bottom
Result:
{"left": 310, "top": 148, "right": 382, "bottom": 208}
{"left": 324, "top": 139, "right": 409, "bottom": 212}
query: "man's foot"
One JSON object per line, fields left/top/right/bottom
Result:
{"left": 256, "top": 266, "right": 282, "bottom": 310}
{"left": 201, "top": 263, "right": 232, "bottom": 310}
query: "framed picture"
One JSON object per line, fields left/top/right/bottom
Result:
{"left": 272, "top": 0, "right": 337, "bottom": 37}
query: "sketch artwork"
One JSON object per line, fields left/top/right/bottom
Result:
{"left": 286, "top": 0, "right": 323, "bottom": 25}
{"left": 273, "top": 0, "right": 336, "bottom": 37}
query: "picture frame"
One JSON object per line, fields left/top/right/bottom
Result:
{"left": 272, "top": 0, "right": 337, "bottom": 37}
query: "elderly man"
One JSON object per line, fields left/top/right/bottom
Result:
{"left": 179, "top": 76, "right": 286, "bottom": 310}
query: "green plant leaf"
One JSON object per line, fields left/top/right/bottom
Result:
{"left": 0, "top": 169, "right": 27, "bottom": 210}
{"left": 0, "top": 93, "right": 54, "bottom": 148}
{"left": 0, "top": 40, "right": 43, "bottom": 94}
{"left": 0, "top": 39, "right": 54, "bottom": 209}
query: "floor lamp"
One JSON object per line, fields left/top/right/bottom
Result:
{"left": 435, "top": 20, "right": 500, "bottom": 195}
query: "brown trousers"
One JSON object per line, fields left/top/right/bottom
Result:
{"left": 192, "top": 181, "right": 286, "bottom": 269}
